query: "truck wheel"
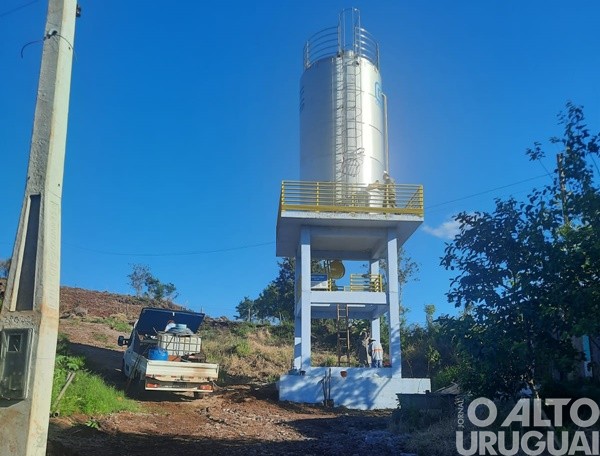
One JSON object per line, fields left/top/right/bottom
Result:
{"left": 194, "top": 392, "right": 207, "bottom": 399}
{"left": 121, "top": 360, "right": 128, "bottom": 379}
{"left": 131, "top": 375, "right": 146, "bottom": 400}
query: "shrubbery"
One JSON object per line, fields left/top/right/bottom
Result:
{"left": 51, "top": 334, "right": 138, "bottom": 416}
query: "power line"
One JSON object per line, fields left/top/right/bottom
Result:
{"left": 536, "top": 158, "right": 553, "bottom": 178}
{"left": 589, "top": 153, "right": 600, "bottom": 176}
{"left": 64, "top": 240, "right": 276, "bottom": 257}
{"left": 424, "top": 174, "right": 548, "bottom": 211}
{"left": 0, "top": 0, "right": 39, "bottom": 19}
{"left": 63, "top": 174, "right": 559, "bottom": 257}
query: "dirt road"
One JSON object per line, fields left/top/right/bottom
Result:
{"left": 48, "top": 320, "right": 412, "bottom": 456}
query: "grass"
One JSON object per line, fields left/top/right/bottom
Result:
{"left": 92, "top": 332, "right": 109, "bottom": 344}
{"left": 201, "top": 322, "right": 365, "bottom": 381}
{"left": 52, "top": 369, "right": 139, "bottom": 415}
{"left": 400, "top": 417, "right": 460, "bottom": 456}
{"left": 89, "top": 314, "right": 131, "bottom": 333}
{"left": 202, "top": 324, "right": 293, "bottom": 383}
{"left": 51, "top": 334, "right": 139, "bottom": 416}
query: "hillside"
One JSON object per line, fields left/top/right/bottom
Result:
{"left": 0, "top": 283, "right": 427, "bottom": 455}
{"left": 59, "top": 285, "right": 186, "bottom": 319}
{"left": 56, "top": 285, "right": 294, "bottom": 384}
{"left": 0, "top": 279, "right": 181, "bottom": 319}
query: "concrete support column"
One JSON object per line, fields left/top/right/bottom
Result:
{"left": 299, "top": 227, "right": 312, "bottom": 370}
{"left": 369, "top": 258, "right": 379, "bottom": 276}
{"left": 371, "top": 318, "right": 381, "bottom": 342}
{"left": 386, "top": 229, "right": 402, "bottom": 377}
{"left": 293, "top": 318, "right": 301, "bottom": 370}
{"left": 369, "top": 259, "right": 381, "bottom": 343}
{"left": 0, "top": 1, "right": 77, "bottom": 454}
{"left": 293, "top": 252, "right": 301, "bottom": 369}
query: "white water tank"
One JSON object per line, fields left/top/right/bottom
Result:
{"left": 300, "top": 9, "right": 388, "bottom": 186}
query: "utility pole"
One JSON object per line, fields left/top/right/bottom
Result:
{"left": 556, "top": 152, "right": 570, "bottom": 226}
{"left": 0, "top": 1, "right": 77, "bottom": 454}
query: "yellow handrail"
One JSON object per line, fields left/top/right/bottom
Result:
{"left": 349, "top": 274, "right": 383, "bottom": 292}
{"left": 279, "top": 181, "right": 423, "bottom": 217}
{"left": 311, "top": 275, "right": 384, "bottom": 292}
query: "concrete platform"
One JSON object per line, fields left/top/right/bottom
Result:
{"left": 278, "top": 367, "right": 431, "bottom": 410}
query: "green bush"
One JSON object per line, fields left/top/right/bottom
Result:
{"left": 540, "top": 378, "right": 600, "bottom": 406}
{"left": 271, "top": 321, "right": 294, "bottom": 342}
{"left": 432, "top": 365, "right": 460, "bottom": 390}
{"left": 232, "top": 339, "right": 252, "bottom": 357}
{"left": 51, "top": 336, "right": 138, "bottom": 416}
{"left": 322, "top": 356, "right": 337, "bottom": 367}
{"left": 52, "top": 369, "right": 138, "bottom": 415}
{"left": 231, "top": 322, "right": 254, "bottom": 338}
{"left": 89, "top": 316, "right": 131, "bottom": 333}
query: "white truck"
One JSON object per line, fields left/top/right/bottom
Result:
{"left": 118, "top": 307, "right": 219, "bottom": 398}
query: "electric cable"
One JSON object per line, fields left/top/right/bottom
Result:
{"left": 64, "top": 173, "right": 566, "bottom": 257}
{"left": 537, "top": 158, "right": 553, "bottom": 179}
{"left": 64, "top": 240, "right": 276, "bottom": 257}
{"left": 0, "top": 0, "right": 39, "bottom": 19}
{"left": 424, "top": 174, "right": 548, "bottom": 211}
{"left": 21, "top": 29, "right": 75, "bottom": 58}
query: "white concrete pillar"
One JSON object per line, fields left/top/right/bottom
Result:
{"left": 293, "top": 245, "right": 302, "bottom": 369}
{"left": 0, "top": 1, "right": 77, "bottom": 454}
{"left": 293, "top": 314, "right": 302, "bottom": 370}
{"left": 299, "top": 227, "right": 312, "bottom": 370}
{"left": 371, "top": 318, "right": 381, "bottom": 341}
{"left": 369, "top": 258, "right": 379, "bottom": 275}
{"left": 387, "top": 229, "right": 402, "bottom": 377}
{"left": 369, "top": 259, "right": 381, "bottom": 343}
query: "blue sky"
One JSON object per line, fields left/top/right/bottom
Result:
{"left": 1, "top": 1, "right": 599, "bottom": 324}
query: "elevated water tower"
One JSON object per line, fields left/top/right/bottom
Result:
{"left": 276, "top": 9, "right": 430, "bottom": 409}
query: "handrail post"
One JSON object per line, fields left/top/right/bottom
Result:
{"left": 316, "top": 182, "right": 320, "bottom": 207}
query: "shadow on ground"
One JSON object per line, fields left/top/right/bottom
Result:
{"left": 48, "top": 413, "right": 406, "bottom": 456}
{"left": 52, "top": 342, "right": 409, "bottom": 456}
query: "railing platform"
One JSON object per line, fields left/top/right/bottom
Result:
{"left": 279, "top": 180, "right": 424, "bottom": 217}
{"left": 276, "top": 181, "right": 424, "bottom": 258}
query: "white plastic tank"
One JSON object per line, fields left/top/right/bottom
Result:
{"left": 300, "top": 8, "right": 388, "bottom": 186}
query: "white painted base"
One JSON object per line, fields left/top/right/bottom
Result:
{"left": 277, "top": 367, "right": 431, "bottom": 410}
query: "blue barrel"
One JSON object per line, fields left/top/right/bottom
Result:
{"left": 148, "top": 347, "right": 168, "bottom": 361}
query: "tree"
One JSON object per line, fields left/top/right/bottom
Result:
{"left": 235, "top": 297, "right": 255, "bottom": 322}
{"left": 379, "top": 246, "right": 419, "bottom": 296}
{"left": 270, "top": 257, "right": 296, "bottom": 321}
{"left": 128, "top": 264, "right": 150, "bottom": 297}
{"left": 145, "top": 275, "right": 178, "bottom": 303}
{"left": 235, "top": 258, "right": 326, "bottom": 323}
{"left": 526, "top": 103, "right": 600, "bottom": 337}
{"left": 126, "top": 264, "right": 178, "bottom": 304}
{"left": 0, "top": 258, "right": 10, "bottom": 278}
{"left": 441, "top": 103, "right": 599, "bottom": 397}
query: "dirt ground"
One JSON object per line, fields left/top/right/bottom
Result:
{"left": 49, "top": 318, "right": 413, "bottom": 456}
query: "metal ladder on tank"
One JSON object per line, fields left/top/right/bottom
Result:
{"left": 333, "top": 55, "right": 345, "bottom": 196}
{"left": 342, "top": 45, "right": 363, "bottom": 180}
{"left": 336, "top": 304, "right": 351, "bottom": 366}
{"left": 333, "top": 36, "right": 364, "bottom": 204}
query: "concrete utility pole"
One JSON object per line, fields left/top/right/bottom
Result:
{"left": 0, "top": 0, "right": 77, "bottom": 454}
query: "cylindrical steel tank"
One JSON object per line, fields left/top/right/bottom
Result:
{"left": 300, "top": 8, "right": 387, "bottom": 186}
